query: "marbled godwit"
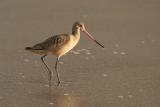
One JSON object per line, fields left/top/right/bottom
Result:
{"left": 25, "top": 21, "right": 104, "bottom": 86}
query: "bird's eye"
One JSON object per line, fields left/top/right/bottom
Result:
{"left": 79, "top": 24, "right": 82, "bottom": 27}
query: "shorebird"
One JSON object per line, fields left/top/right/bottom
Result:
{"left": 25, "top": 21, "right": 104, "bottom": 86}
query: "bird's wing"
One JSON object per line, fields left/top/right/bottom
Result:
{"left": 31, "top": 34, "right": 70, "bottom": 50}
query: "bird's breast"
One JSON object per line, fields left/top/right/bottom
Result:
{"left": 52, "top": 35, "right": 80, "bottom": 56}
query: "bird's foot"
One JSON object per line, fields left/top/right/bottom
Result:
{"left": 56, "top": 81, "right": 61, "bottom": 87}
{"left": 48, "top": 80, "right": 52, "bottom": 87}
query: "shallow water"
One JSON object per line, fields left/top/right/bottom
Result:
{"left": 0, "top": 0, "right": 160, "bottom": 107}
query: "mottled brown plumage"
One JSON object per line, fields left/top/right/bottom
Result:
{"left": 26, "top": 33, "right": 70, "bottom": 56}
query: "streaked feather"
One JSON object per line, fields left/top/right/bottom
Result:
{"left": 28, "top": 34, "right": 70, "bottom": 51}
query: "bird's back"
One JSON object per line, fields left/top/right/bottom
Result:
{"left": 26, "top": 34, "right": 70, "bottom": 55}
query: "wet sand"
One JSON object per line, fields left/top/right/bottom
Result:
{"left": 0, "top": 0, "right": 160, "bottom": 107}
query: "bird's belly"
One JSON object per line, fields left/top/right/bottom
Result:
{"left": 52, "top": 38, "right": 79, "bottom": 56}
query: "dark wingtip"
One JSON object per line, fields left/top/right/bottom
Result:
{"left": 25, "top": 47, "right": 32, "bottom": 50}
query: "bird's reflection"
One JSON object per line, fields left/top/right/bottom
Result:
{"left": 48, "top": 87, "right": 80, "bottom": 107}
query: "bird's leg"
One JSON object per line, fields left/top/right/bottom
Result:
{"left": 41, "top": 55, "right": 52, "bottom": 86}
{"left": 55, "top": 56, "right": 60, "bottom": 86}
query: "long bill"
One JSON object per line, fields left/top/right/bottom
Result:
{"left": 83, "top": 30, "right": 104, "bottom": 48}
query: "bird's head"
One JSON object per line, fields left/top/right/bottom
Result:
{"left": 73, "top": 21, "right": 86, "bottom": 32}
{"left": 72, "top": 21, "right": 104, "bottom": 48}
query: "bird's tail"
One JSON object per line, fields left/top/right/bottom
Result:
{"left": 25, "top": 45, "right": 45, "bottom": 55}
{"left": 25, "top": 47, "right": 33, "bottom": 50}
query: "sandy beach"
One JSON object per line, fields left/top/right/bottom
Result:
{"left": 0, "top": 0, "right": 160, "bottom": 107}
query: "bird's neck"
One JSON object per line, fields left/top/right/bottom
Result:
{"left": 71, "top": 27, "right": 80, "bottom": 43}
{"left": 72, "top": 27, "right": 80, "bottom": 37}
